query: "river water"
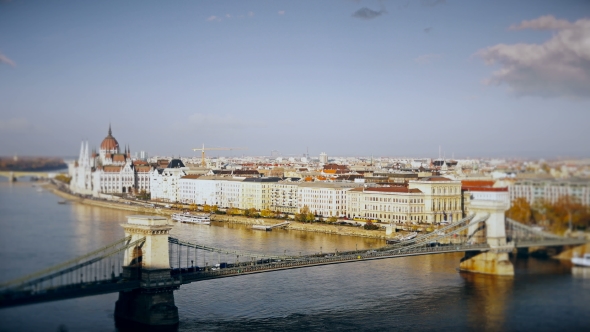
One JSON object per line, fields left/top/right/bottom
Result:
{"left": 0, "top": 181, "right": 588, "bottom": 331}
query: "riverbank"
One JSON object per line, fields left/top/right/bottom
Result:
{"left": 212, "top": 215, "right": 388, "bottom": 239}
{"left": 44, "top": 182, "right": 389, "bottom": 240}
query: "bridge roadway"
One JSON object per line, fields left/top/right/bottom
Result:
{"left": 0, "top": 242, "right": 490, "bottom": 308}
{"left": 167, "top": 243, "right": 492, "bottom": 286}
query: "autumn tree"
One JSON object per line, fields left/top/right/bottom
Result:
{"left": 327, "top": 216, "right": 338, "bottom": 223}
{"left": 295, "top": 205, "right": 315, "bottom": 223}
{"left": 54, "top": 174, "right": 71, "bottom": 184}
{"left": 506, "top": 197, "right": 533, "bottom": 224}
{"left": 543, "top": 196, "right": 590, "bottom": 234}
{"left": 363, "top": 220, "right": 380, "bottom": 230}
{"left": 227, "top": 207, "right": 241, "bottom": 216}
{"left": 260, "top": 209, "right": 275, "bottom": 218}
{"left": 244, "top": 208, "right": 259, "bottom": 218}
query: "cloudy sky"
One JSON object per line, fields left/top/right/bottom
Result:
{"left": 1, "top": 0, "right": 589, "bottom": 159}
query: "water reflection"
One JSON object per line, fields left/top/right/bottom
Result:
{"left": 1, "top": 183, "right": 588, "bottom": 331}
{"left": 460, "top": 272, "right": 513, "bottom": 331}
{"left": 571, "top": 267, "right": 590, "bottom": 279}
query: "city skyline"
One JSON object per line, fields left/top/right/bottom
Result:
{"left": 1, "top": 0, "right": 589, "bottom": 158}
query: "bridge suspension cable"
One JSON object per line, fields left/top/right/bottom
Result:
{"left": 388, "top": 213, "right": 476, "bottom": 248}
{"left": 168, "top": 237, "right": 295, "bottom": 264}
{"left": 0, "top": 236, "right": 145, "bottom": 294}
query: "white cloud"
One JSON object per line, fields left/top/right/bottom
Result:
{"left": 248, "top": 11, "right": 255, "bottom": 17}
{"left": 509, "top": 15, "right": 573, "bottom": 31}
{"left": 0, "top": 118, "right": 30, "bottom": 132}
{"left": 478, "top": 16, "right": 590, "bottom": 98}
{"left": 187, "top": 113, "right": 265, "bottom": 128}
{"left": 278, "top": 10, "right": 285, "bottom": 15}
{"left": 206, "top": 15, "right": 220, "bottom": 22}
{"left": 0, "top": 51, "right": 15, "bottom": 67}
{"left": 414, "top": 53, "right": 441, "bottom": 64}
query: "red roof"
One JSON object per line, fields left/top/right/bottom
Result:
{"left": 103, "top": 166, "right": 122, "bottom": 173}
{"left": 463, "top": 187, "right": 508, "bottom": 192}
{"left": 461, "top": 180, "right": 495, "bottom": 187}
{"left": 366, "top": 187, "right": 422, "bottom": 194}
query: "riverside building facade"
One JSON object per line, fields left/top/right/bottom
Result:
{"left": 509, "top": 178, "right": 590, "bottom": 206}
{"left": 346, "top": 176, "right": 462, "bottom": 224}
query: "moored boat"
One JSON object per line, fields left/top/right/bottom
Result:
{"left": 572, "top": 253, "right": 590, "bottom": 267}
{"left": 172, "top": 212, "right": 211, "bottom": 225}
{"left": 387, "top": 232, "right": 418, "bottom": 244}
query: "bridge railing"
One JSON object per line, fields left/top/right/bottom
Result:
{"left": 505, "top": 218, "right": 588, "bottom": 247}
{"left": 388, "top": 213, "right": 476, "bottom": 248}
{"left": 168, "top": 241, "right": 491, "bottom": 283}
{"left": 0, "top": 236, "right": 145, "bottom": 296}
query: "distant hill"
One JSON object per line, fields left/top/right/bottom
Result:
{"left": 0, "top": 157, "right": 67, "bottom": 172}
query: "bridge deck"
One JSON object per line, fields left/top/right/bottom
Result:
{"left": 0, "top": 279, "right": 139, "bottom": 308}
{"left": 168, "top": 243, "right": 490, "bottom": 285}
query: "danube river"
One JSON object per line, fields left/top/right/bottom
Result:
{"left": 0, "top": 181, "right": 589, "bottom": 331}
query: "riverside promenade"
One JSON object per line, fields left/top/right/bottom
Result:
{"left": 44, "top": 181, "right": 389, "bottom": 240}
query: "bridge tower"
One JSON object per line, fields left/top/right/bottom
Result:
{"left": 9, "top": 171, "right": 15, "bottom": 182}
{"left": 460, "top": 200, "right": 514, "bottom": 276}
{"left": 114, "top": 215, "right": 179, "bottom": 328}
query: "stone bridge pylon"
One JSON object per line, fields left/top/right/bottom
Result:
{"left": 114, "top": 215, "right": 179, "bottom": 328}
{"left": 459, "top": 200, "right": 514, "bottom": 276}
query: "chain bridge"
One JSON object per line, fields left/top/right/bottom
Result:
{"left": 0, "top": 200, "right": 587, "bottom": 327}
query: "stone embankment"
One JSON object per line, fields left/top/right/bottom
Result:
{"left": 45, "top": 182, "right": 388, "bottom": 239}
{"left": 212, "top": 215, "right": 388, "bottom": 239}
{"left": 45, "top": 182, "right": 174, "bottom": 216}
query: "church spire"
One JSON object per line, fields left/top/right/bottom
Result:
{"left": 108, "top": 123, "right": 112, "bottom": 136}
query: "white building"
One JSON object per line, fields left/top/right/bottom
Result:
{"left": 509, "top": 178, "right": 590, "bottom": 206}
{"left": 345, "top": 176, "right": 463, "bottom": 224}
{"left": 346, "top": 187, "right": 426, "bottom": 223}
{"left": 149, "top": 159, "right": 188, "bottom": 202}
{"left": 298, "top": 182, "right": 362, "bottom": 217}
{"left": 270, "top": 180, "right": 300, "bottom": 213}
{"left": 69, "top": 125, "right": 154, "bottom": 197}
{"left": 240, "top": 177, "right": 281, "bottom": 210}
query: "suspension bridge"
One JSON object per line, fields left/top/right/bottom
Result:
{"left": 0, "top": 199, "right": 587, "bottom": 327}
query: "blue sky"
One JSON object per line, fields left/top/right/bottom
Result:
{"left": 1, "top": 0, "right": 589, "bottom": 159}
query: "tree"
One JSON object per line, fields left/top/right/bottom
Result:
{"left": 136, "top": 189, "right": 150, "bottom": 201}
{"left": 363, "top": 220, "right": 380, "bottom": 230}
{"left": 506, "top": 197, "right": 532, "bottom": 224}
{"left": 227, "top": 207, "right": 241, "bottom": 216}
{"left": 295, "top": 205, "right": 315, "bottom": 223}
{"left": 54, "top": 174, "right": 71, "bottom": 184}
{"left": 327, "top": 216, "right": 338, "bottom": 223}
{"left": 509, "top": 196, "right": 590, "bottom": 234}
{"left": 189, "top": 203, "right": 198, "bottom": 211}
{"left": 260, "top": 209, "right": 275, "bottom": 218}
{"left": 203, "top": 204, "right": 212, "bottom": 213}
{"left": 543, "top": 196, "right": 590, "bottom": 234}
{"left": 244, "top": 208, "right": 259, "bottom": 218}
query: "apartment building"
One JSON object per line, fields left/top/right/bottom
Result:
{"left": 297, "top": 182, "right": 363, "bottom": 217}
{"left": 270, "top": 181, "right": 300, "bottom": 213}
{"left": 509, "top": 178, "right": 590, "bottom": 206}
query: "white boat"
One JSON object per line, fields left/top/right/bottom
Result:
{"left": 172, "top": 212, "right": 211, "bottom": 225}
{"left": 572, "top": 253, "right": 590, "bottom": 267}
{"left": 387, "top": 232, "right": 418, "bottom": 244}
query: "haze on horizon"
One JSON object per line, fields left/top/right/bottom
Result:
{"left": 1, "top": 0, "right": 589, "bottom": 160}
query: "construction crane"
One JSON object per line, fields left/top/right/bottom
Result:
{"left": 192, "top": 144, "right": 248, "bottom": 167}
